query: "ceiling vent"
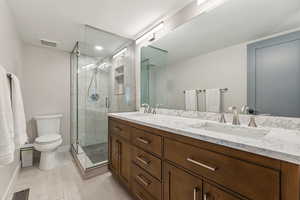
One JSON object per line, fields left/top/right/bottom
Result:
{"left": 40, "top": 39, "right": 57, "bottom": 47}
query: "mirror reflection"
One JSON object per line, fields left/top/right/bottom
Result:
{"left": 141, "top": 0, "right": 300, "bottom": 117}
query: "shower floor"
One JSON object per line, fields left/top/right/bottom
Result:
{"left": 82, "top": 143, "right": 108, "bottom": 164}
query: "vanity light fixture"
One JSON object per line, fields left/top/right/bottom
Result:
{"left": 95, "top": 45, "right": 104, "bottom": 51}
{"left": 197, "top": 0, "right": 228, "bottom": 12}
{"left": 113, "top": 48, "right": 127, "bottom": 59}
{"left": 197, "top": 0, "right": 209, "bottom": 5}
{"left": 82, "top": 63, "right": 95, "bottom": 70}
{"left": 135, "top": 22, "right": 164, "bottom": 44}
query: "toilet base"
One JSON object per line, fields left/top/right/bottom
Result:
{"left": 39, "top": 151, "right": 57, "bottom": 170}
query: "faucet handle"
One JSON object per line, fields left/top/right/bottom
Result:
{"left": 248, "top": 115, "right": 257, "bottom": 127}
{"left": 141, "top": 104, "right": 150, "bottom": 113}
{"left": 228, "top": 106, "right": 240, "bottom": 125}
{"left": 241, "top": 105, "right": 249, "bottom": 114}
{"left": 152, "top": 104, "right": 162, "bottom": 114}
{"left": 219, "top": 113, "right": 226, "bottom": 123}
{"left": 228, "top": 106, "right": 237, "bottom": 112}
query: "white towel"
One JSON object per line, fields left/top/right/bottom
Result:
{"left": 0, "top": 65, "right": 15, "bottom": 166}
{"left": 185, "top": 90, "right": 198, "bottom": 111}
{"left": 11, "top": 74, "right": 28, "bottom": 148}
{"left": 205, "top": 89, "right": 221, "bottom": 113}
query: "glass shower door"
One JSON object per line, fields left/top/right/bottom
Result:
{"left": 78, "top": 60, "right": 110, "bottom": 167}
{"left": 71, "top": 43, "right": 110, "bottom": 170}
{"left": 141, "top": 46, "right": 168, "bottom": 107}
{"left": 70, "top": 43, "right": 79, "bottom": 154}
{"left": 70, "top": 25, "right": 134, "bottom": 176}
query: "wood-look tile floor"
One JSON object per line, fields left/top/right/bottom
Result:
{"left": 11, "top": 152, "right": 133, "bottom": 200}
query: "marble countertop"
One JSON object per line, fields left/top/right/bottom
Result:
{"left": 108, "top": 112, "right": 300, "bottom": 165}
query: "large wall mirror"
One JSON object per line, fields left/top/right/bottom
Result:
{"left": 140, "top": 0, "right": 300, "bottom": 117}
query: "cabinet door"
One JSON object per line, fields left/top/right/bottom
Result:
{"left": 164, "top": 162, "right": 202, "bottom": 200}
{"left": 203, "top": 183, "right": 241, "bottom": 200}
{"left": 109, "top": 135, "right": 120, "bottom": 174}
{"left": 119, "top": 139, "right": 131, "bottom": 187}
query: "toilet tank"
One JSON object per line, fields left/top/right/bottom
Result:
{"left": 34, "top": 114, "right": 63, "bottom": 136}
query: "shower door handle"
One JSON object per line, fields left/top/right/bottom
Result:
{"left": 105, "top": 97, "right": 109, "bottom": 109}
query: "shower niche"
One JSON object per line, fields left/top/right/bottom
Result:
{"left": 114, "top": 65, "right": 124, "bottom": 95}
{"left": 70, "top": 25, "right": 135, "bottom": 179}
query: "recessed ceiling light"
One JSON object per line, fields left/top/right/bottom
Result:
{"left": 95, "top": 46, "right": 103, "bottom": 51}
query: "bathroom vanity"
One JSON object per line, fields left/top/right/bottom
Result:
{"left": 108, "top": 112, "right": 300, "bottom": 200}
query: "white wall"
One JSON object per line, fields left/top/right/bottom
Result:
{"left": 22, "top": 45, "right": 70, "bottom": 146}
{"left": 156, "top": 43, "right": 247, "bottom": 111}
{"left": 0, "top": 0, "right": 24, "bottom": 199}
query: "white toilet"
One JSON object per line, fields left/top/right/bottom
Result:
{"left": 34, "top": 114, "right": 63, "bottom": 170}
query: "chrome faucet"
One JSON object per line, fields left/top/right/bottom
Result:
{"left": 248, "top": 116, "right": 257, "bottom": 127}
{"left": 152, "top": 104, "right": 162, "bottom": 114}
{"left": 141, "top": 104, "right": 150, "bottom": 113}
{"left": 241, "top": 105, "right": 250, "bottom": 114}
{"left": 228, "top": 106, "right": 240, "bottom": 125}
{"left": 241, "top": 105, "right": 258, "bottom": 127}
{"left": 219, "top": 113, "right": 226, "bottom": 123}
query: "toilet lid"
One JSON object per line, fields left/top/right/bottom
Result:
{"left": 35, "top": 134, "right": 61, "bottom": 144}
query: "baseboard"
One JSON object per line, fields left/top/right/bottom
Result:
{"left": 2, "top": 162, "right": 21, "bottom": 200}
{"left": 57, "top": 145, "right": 70, "bottom": 152}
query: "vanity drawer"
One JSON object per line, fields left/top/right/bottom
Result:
{"left": 164, "top": 138, "right": 280, "bottom": 200}
{"left": 109, "top": 120, "right": 131, "bottom": 140}
{"left": 132, "top": 180, "right": 157, "bottom": 200}
{"left": 131, "top": 128, "right": 162, "bottom": 156}
{"left": 132, "top": 163, "right": 162, "bottom": 200}
{"left": 132, "top": 146, "right": 162, "bottom": 180}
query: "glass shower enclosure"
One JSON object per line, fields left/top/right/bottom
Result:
{"left": 141, "top": 46, "right": 168, "bottom": 107}
{"left": 70, "top": 26, "right": 134, "bottom": 174}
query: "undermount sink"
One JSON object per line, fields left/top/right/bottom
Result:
{"left": 189, "top": 122, "right": 269, "bottom": 139}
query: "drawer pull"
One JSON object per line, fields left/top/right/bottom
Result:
{"left": 193, "top": 188, "right": 198, "bottom": 200}
{"left": 203, "top": 193, "right": 208, "bottom": 200}
{"left": 136, "top": 174, "right": 151, "bottom": 187}
{"left": 136, "top": 193, "right": 145, "bottom": 200}
{"left": 136, "top": 156, "right": 151, "bottom": 165}
{"left": 114, "top": 126, "right": 122, "bottom": 132}
{"left": 187, "top": 158, "right": 217, "bottom": 171}
{"left": 137, "top": 137, "right": 150, "bottom": 144}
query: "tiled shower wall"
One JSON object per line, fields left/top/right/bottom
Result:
{"left": 72, "top": 44, "right": 136, "bottom": 147}
{"left": 110, "top": 44, "right": 136, "bottom": 113}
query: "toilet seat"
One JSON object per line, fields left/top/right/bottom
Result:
{"left": 35, "top": 134, "right": 62, "bottom": 144}
{"left": 34, "top": 134, "right": 63, "bottom": 153}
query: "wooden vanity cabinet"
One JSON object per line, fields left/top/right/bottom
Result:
{"left": 109, "top": 134, "right": 119, "bottom": 174}
{"left": 109, "top": 134, "right": 131, "bottom": 188}
{"left": 203, "top": 183, "right": 242, "bottom": 200}
{"left": 164, "top": 162, "right": 242, "bottom": 200}
{"left": 164, "top": 162, "right": 203, "bottom": 200}
{"left": 108, "top": 117, "right": 300, "bottom": 200}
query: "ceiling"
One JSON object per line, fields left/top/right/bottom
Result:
{"left": 7, "top": 0, "right": 193, "bottom": 52}
{"left": 152, "top": 0, "right": 300, "bottom": 64}
{"left": 78, "top": 26, "right": 131, "bottom": 58}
